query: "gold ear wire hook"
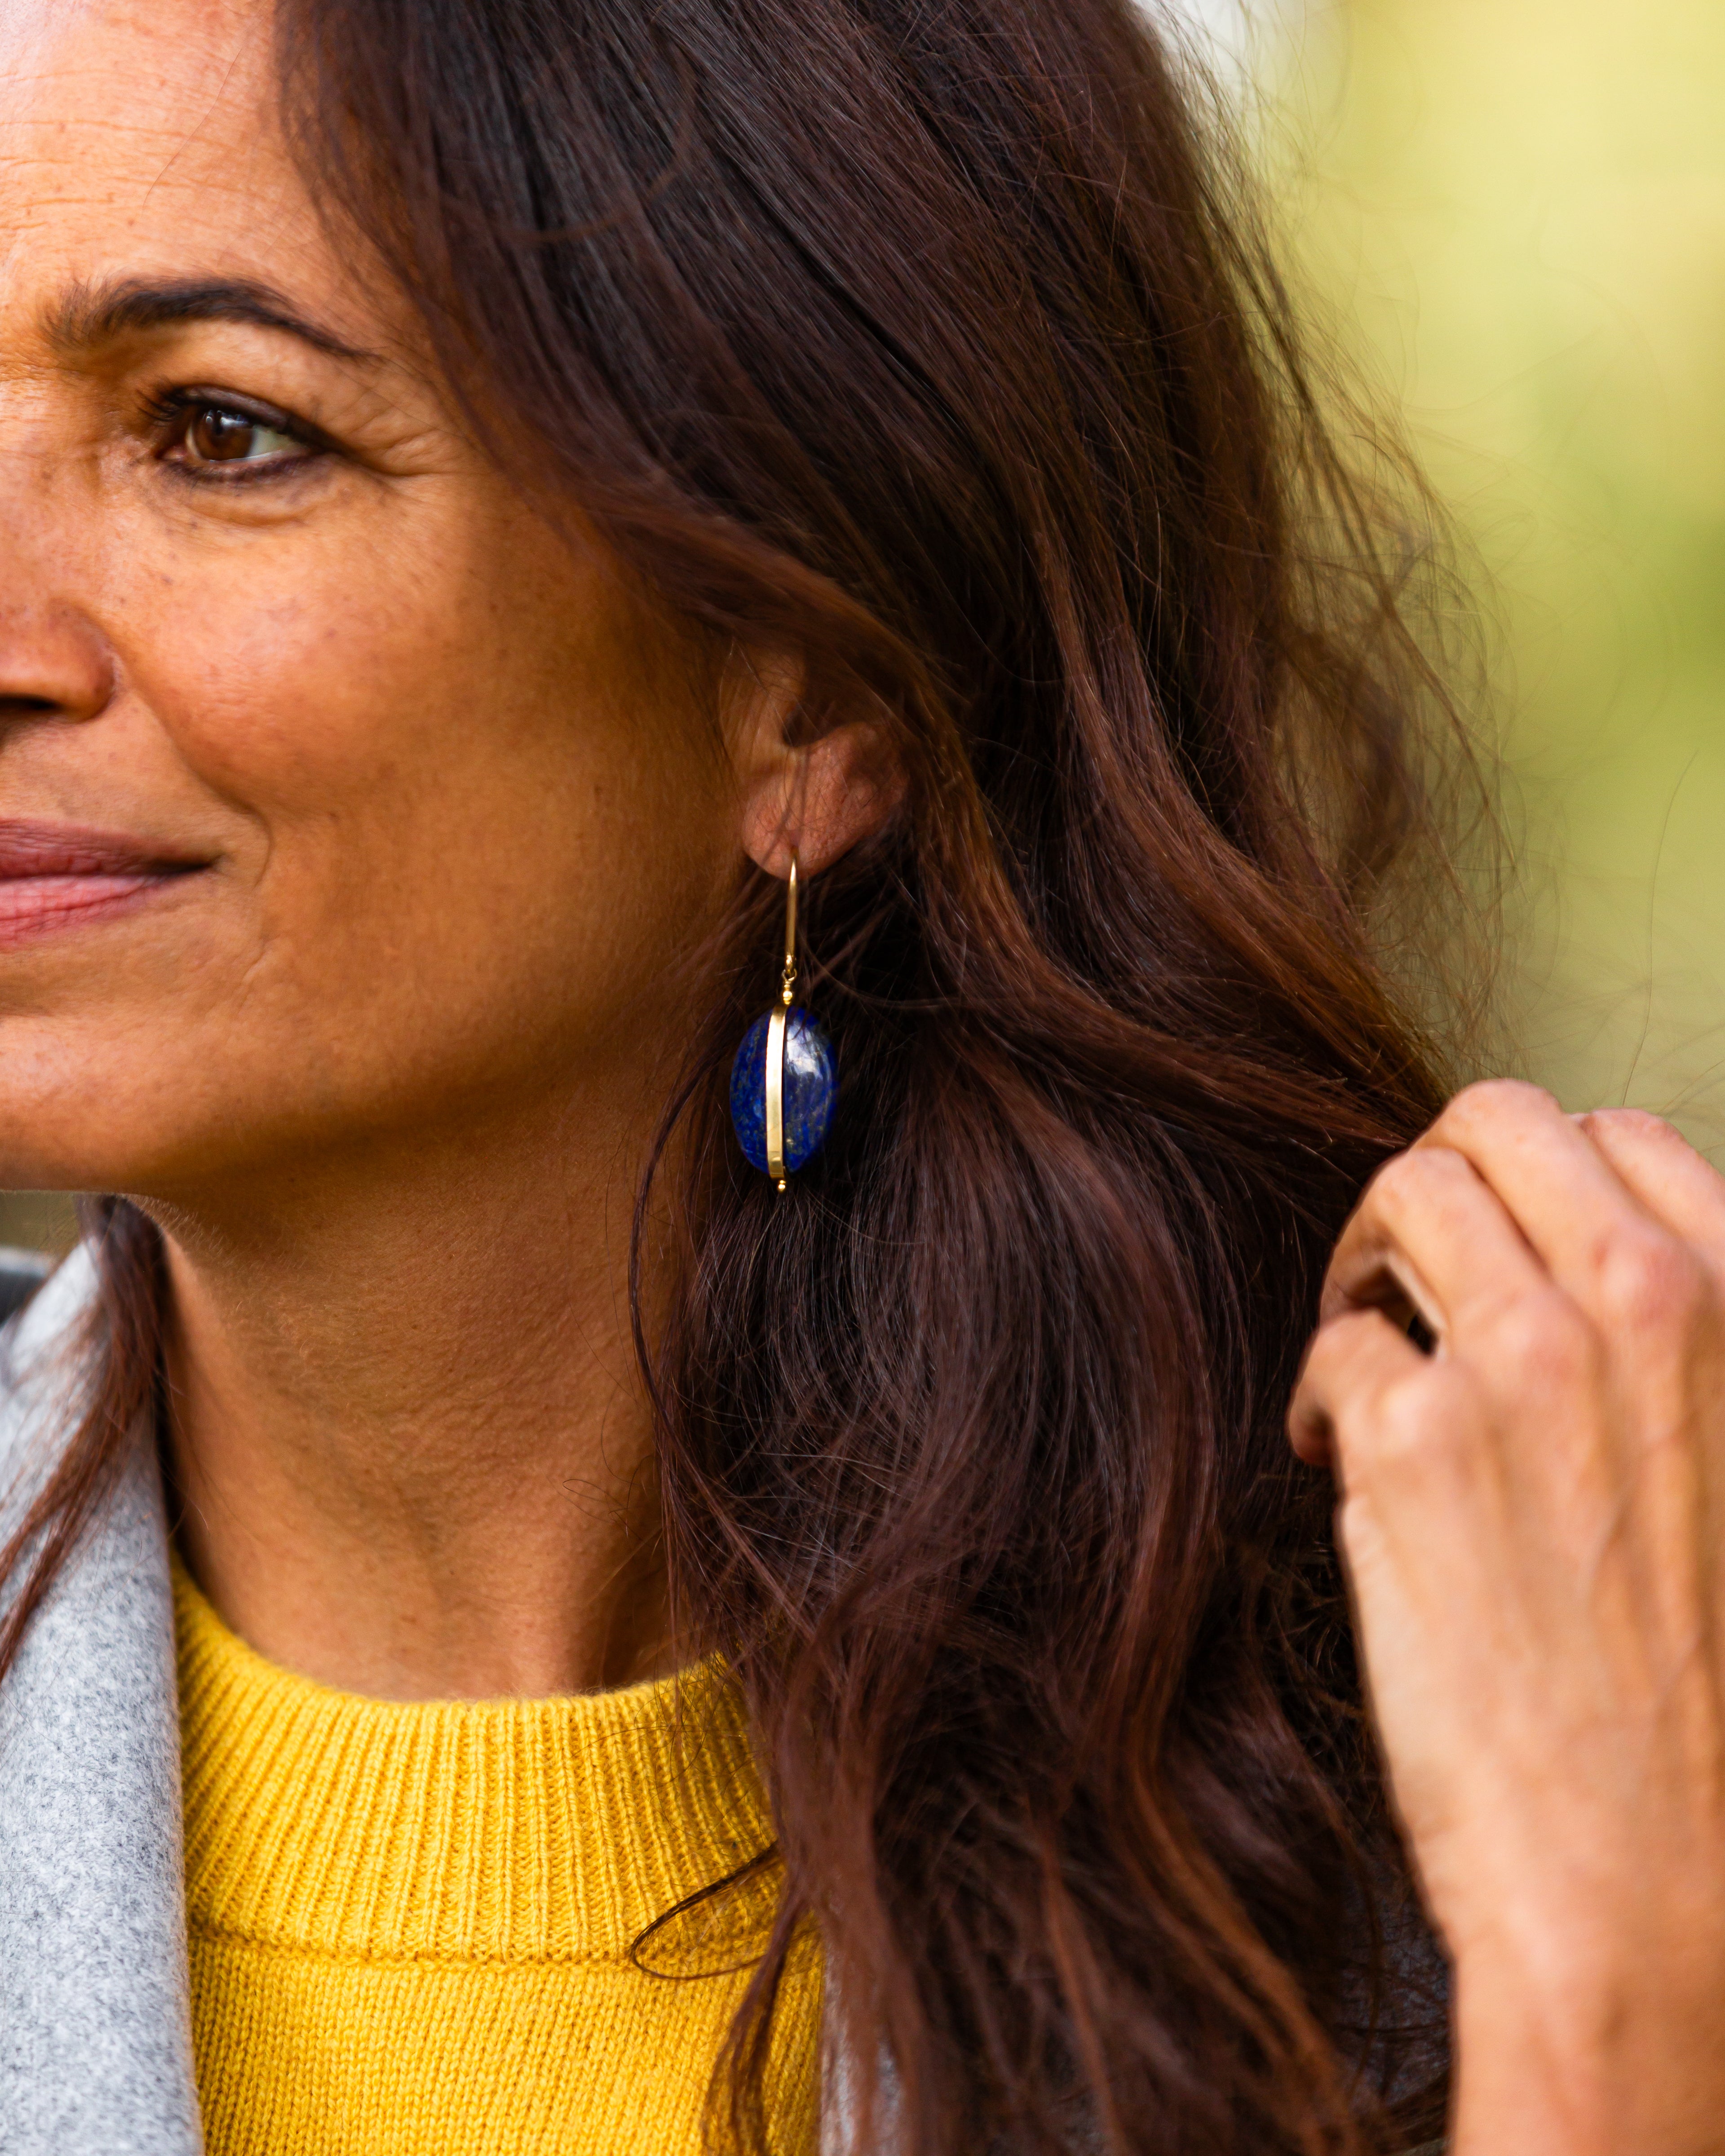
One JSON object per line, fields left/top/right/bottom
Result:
{"left": 781, "top": 853, "right": 798, "bottom": 1005}
{"left": 764, "top": 852, "right": 797, "bottom": 1191}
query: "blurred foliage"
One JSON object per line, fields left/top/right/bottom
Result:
{"left": 1286, "top": 0, "right": 1725, "bottom": 1144}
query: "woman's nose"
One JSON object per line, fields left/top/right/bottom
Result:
{"left": 0, "top": 422, "right": 119, "bottom": 726}
{"left": 0, "top": 599, "right": 115, "bottom": 726}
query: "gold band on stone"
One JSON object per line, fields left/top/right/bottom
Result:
{"left": 765, "top": 1005, "right": 787, "bottom": 1189}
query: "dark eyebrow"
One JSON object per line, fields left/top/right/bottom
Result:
{"left": 43, "top": 276, "right": 379, "bottom": 366}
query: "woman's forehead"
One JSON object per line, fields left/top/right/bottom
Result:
{"left": 0, "top": 0, "right": 272, "bottom": 163}
{"left": 0, "top": 0, "right": 366, "bottom": 355}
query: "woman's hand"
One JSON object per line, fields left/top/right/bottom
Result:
{"left": 1290, "top": 1082, "right": 1725, "bottom": 2156}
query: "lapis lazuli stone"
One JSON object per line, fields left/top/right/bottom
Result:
{"left": 728, "top": 1007, "right": 837, "bottom": 1177}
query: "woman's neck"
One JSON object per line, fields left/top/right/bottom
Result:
{"left": 155, "top": 1105, "right": 675, "bottom": 1701}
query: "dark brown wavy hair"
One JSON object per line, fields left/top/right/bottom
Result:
{"left": 0, "top": 2, "right": 1484, "bottom": 2149}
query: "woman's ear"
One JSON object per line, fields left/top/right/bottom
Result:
{"left": 725, "top": 645, "right": 906, "bottom": 879}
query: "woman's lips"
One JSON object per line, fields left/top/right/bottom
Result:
{"left": 0, "top": 822, "right": 209, "bottom": 942}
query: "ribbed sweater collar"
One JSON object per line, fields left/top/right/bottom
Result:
{"left": 174, "top": 1560, "right": 775, "bottom": 1969}
{"left": 0, "top": 1254, "right": 857, "bottom": 2156}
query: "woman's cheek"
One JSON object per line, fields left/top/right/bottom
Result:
{"left": 113, "top": 544, "right": 464, "bottom": 810}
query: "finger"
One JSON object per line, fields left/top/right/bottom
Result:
{"left": 1320, "top": 1141, "right": 1551, "bottom": 1348}
{"left": 1289, "top": 1304, "right": 1428, "bottom": 1468}
{"left": 1416, "top": 1080, "right": 1675, "bottom": 1317}
{"left": 1576, "top": 1109, "right": 1725, "bottom": 1277}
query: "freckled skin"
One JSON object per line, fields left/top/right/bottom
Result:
{"left": 0, "top": 0, "right": 758, "bottom": 1698}
{"left": 0, "top": 0, "right": 737, "bottom": 1199}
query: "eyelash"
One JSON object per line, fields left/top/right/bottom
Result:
{"left": 142, "top": 389, "right": 327, "bottom": 486}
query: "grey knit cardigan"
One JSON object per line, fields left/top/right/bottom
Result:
{"left": 0, "top": 1255, "right": 868, "bottom": 2156}
{"left": 0, "top": 1250, "right": 201, "bottom": 2156}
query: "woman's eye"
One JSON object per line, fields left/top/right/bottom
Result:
{"left": 167, "top": 401, "right": 311, "bottom": 474}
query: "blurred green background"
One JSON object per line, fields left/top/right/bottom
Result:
{"left": 3, "top": 0, "right": 1721, "bottom": 1250}
{"left": 1287, "top": 0, "right": 1725, "bottom": 1143}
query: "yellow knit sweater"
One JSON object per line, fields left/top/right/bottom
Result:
{"left": 173, "top": 1560, "right": 822, "bottom": 2155}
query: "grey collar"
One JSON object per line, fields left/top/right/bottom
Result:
{"left": 0, "top": 1249, "right": 202, "bottom": 2156}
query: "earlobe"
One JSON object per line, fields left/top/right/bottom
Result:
{"left": 741, "top": 720, "right": 907, "bottom": 880}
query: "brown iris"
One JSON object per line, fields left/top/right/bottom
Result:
{"left": 187, "top": 406, "right": 264, "bottom": 462}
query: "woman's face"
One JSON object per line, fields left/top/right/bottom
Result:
{"left": 0, "top": 0, "right": 743, "bottom": 1201}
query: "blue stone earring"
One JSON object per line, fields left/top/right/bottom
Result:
{"left": 728, "top": 853, "right": 837, "bottom": 1191}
